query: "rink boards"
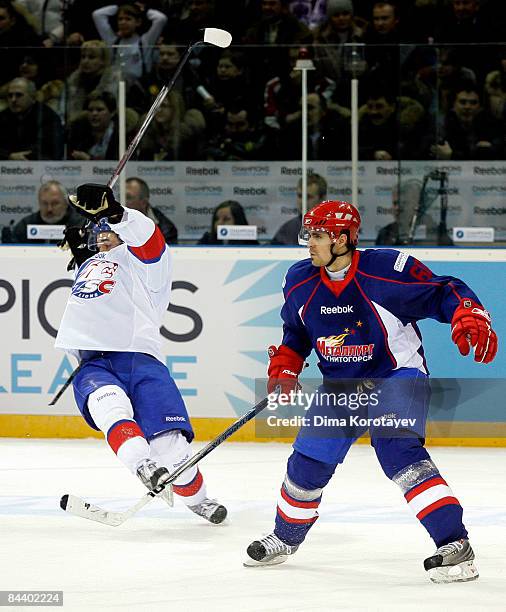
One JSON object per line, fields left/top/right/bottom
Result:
{"left": 0, "top": 246, "right": 504, "bottom": 446}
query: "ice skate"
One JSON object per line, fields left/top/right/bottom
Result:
{"left": 188, "top": 498, "right": 227, "bottom": 524}
{"left": 244, "top": 533, "right": 299, "bottom": 567}
{"left": 424, "top": 538, "right": 478, "bottom": 583}
{"left": 136, "top": 459, "right": 173, "bottom": 506}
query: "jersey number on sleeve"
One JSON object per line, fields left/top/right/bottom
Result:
{"left": 409, "top": 259, "right": 432, "bottom": 282}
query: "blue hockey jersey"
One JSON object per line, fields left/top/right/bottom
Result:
{"left": 280, "top": 248, "right": 481, "bottom": 378}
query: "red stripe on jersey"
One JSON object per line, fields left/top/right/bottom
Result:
{"left": 280, "top": 487, "right": 320, "bottom": 509}
{"left": 416, "top": 496, "right": 460, "bottom": 520}
{"left": 301, "top": 280, "right": 322, "bottom": 321}
{"left": 173, "top": 469, "right": 203, "bottom": 497}
{"left": 128, "top": 225, "right": 166, "bottom": 263}
{"left": 354, "top": 277, "right": 397, "bottom": 367}
{"left": 277, "top": 505, "right": 319, "bottom": 525}
{"left": 107, "top": 420, "right": 144, "bottom": 454}
{"left": 405, "top": 476, "right": 447, "bottom": 502}
{"left": 285, "top": 273, "right": 320, "bottom": 299}
{"left": 449, "top": 282, "right": 463, "bottom": 301}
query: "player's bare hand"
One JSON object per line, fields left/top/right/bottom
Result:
{"left": 67, "top": 32, "right": 84, "bottom": 46}
{"left": 374, "top": 150, "right": 392, "bottom": 161}
{"left": 71, "top": 150, "right": 91, "bottom": 161}
{"left": 9, "top": 150, "right": 32, "bottom": 161}
{"left": 431, "top": 141, "right": 452, "bottom": 159}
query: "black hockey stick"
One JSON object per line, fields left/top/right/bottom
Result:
{"left": 107, "top": 27, "right": 232, "bottom": 189}
{"left": 49, "top": 28, "right": 232, "bottom": 407}
{"left": 48, "top": 363, "right": 83, "bottom": 406}
{"left": 60, "top": 395, "right": 269, "bottom": 526}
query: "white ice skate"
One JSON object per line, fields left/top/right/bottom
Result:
{"left": 244, "top": 533, "right": 299, "bottom": 567}
{"left": 136, "top": 459, "right": 174, "bottom": 507}
{"left": 424, "top": 538, "right": 479, "bottom": 583}
{"left": 188, "top": 498, "right": 227, "bottom": 524}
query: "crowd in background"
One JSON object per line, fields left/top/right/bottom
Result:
{"left": 0, "top": 0, "right": 505, "bottom": 246}
{"left": 0, "top": 0, "right": 504, "bottom": 162}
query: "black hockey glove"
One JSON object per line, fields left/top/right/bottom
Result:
{"left": 58, "top": 225, "right": 94, "bottom": 271}
{"left": 69, "top": 183, "right": 124, "bottom": 223}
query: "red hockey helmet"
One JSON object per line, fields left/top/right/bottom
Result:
{"left": 299, "top": 200, "right": 361, "bottom": 246}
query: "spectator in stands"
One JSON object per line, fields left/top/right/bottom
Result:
{"left": 136, "top": 90, "right": 205, "bottom": 161}
{"left": 67, "top": 90, "right": 123, "bottom": 160}
{"left": 126, "top": 177, "right": 177, "bottom": 244}
{"left": 276, "top": 92, "right": 350, "bottom": 160}
{"left": 434, "top": 0, "right": 502, "bottom": 84}
{"left": 432, "top": 82, "right": 504, "bottom": 160}
{"left": 38, "top": 78, "right": 65, "bottom": 117}
{"left": 271, "top": 173, "right": 327, "bottom": 245}
{"left": 170, "top": 0, "right": 220, "bottom": 45}
{"left": 404, "top": 46, "right": 477, "bottom": 117}
{"left": 65, "top": 0, "right": 110, "bottom": 47}
{"left": 313, "top": 0, "right": 366, "bottom": 87}
{"left": 288, "top": 0, "right": 327, "bottom": 30}
{"left": 435, "top": 0, "right": 502, "bottom": 44}
{"left": 0, "top": 77, "right": 63, "bottom": 160}
{"left": 125, "top": 177, "right": 178, "bottom": 244}
{"left": 131, "top": 42, "right": 198, "bottom": 114}
{"left": 92, "top": 3, "right": 167, "bottom": 85}
{"left": 244, "top": 0, "right": 313, "bottom": 85}
{"left": 197, "top": 50, "right": 254, "bottom": 131}
{"left": 198, "top": 200, "right": 259, "bottom": 245}
{"left": 244, "top": 0, "right": 313, "bottom": 44}
{"left": 16, "top": 0, "right": 63, "bottom": 47}
{"left": 484, "top": 50, "right": 506, "bottom": 121}
{"left": 358, "top": 90, "right": 397, "bottom": 160}
{"left": 375, "top": 179, "right": 437, "bottom": 245}
{"left": 359, "top": 89, "right": 430, "bottom": 160}
{"left": 16, "top": 54, "right": 48, "bottom": 89}
{"left": 0, "top": 0, "right": 41, "bottom": 86}
{"left": 363, "top": 1, "right": 402, "bottom": 90}
{"left": 264, "top": 46, "right": 336, "bottom": 133}
{"left": 205, "top": 104, "right": 269, "bottom": 161}
{"left": 65, "top": 40, "right": 117, "bottom": 122}
{"left": 8, "top": 181, "right": 82, "bottom": 244}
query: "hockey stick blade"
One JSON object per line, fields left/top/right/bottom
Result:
{"left": 60, "top": 396, "right": 268, "bottom": 526}
{"left": 203, "top": 28, "right": 232, "bottom": 48}
{"left": 60, "top": 491, "right": 157, "bottom": 527}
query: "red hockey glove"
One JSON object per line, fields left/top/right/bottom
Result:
{"left": 267, "top": 345, "right": 304, "bottom": 395}
{"left": 451, "top": 299, "right": 498, "bottom": 364}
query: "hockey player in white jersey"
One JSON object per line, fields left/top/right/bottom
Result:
{"left": 56, "top": 183, "right": 226, "bottom": 524}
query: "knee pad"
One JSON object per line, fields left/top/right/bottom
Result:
{"left": 88, "top": 385, "right": 134, "bottom": 434}
{"left": 286, "top": 450, "right": 336, "bottom": 493}
{"left": 149, "top": 430, "right": 195, "bottom": 485}
{"left": 372, "top": 437, "right": 431, "bottom": 480}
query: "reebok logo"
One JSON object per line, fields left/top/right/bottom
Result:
{"left": 320, "top": 306, "right": 353, "bottom": 314}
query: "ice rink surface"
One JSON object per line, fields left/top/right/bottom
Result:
{"left": 0, "top": 439, "right": 505, "bottom": 612}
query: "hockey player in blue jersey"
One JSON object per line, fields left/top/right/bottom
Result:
{"left": 244, "top": 200, "right": 497, "bottom": 582}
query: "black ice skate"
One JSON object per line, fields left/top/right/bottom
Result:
{"left": 188, "top": 498, "right": 227, "bottom": 524}
{"left": 424, "top": 538, "right": 478, "bottom": 583}
{"left": 136, "top": 460, "right": 173, "bottom": 507}
{"left": 244, "top": 533, "right": 299, "bottom": 567}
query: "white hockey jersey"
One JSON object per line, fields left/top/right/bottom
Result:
{"left": 55, "top": 208, "right": 171, "bottom": 362}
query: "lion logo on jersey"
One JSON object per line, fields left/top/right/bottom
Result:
{"left": 72, "top": 259, "right": 118, "bottom": 299}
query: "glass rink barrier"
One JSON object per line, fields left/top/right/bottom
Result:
{"left": 0, "top": 42, "right": 504, "bottom": 245}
